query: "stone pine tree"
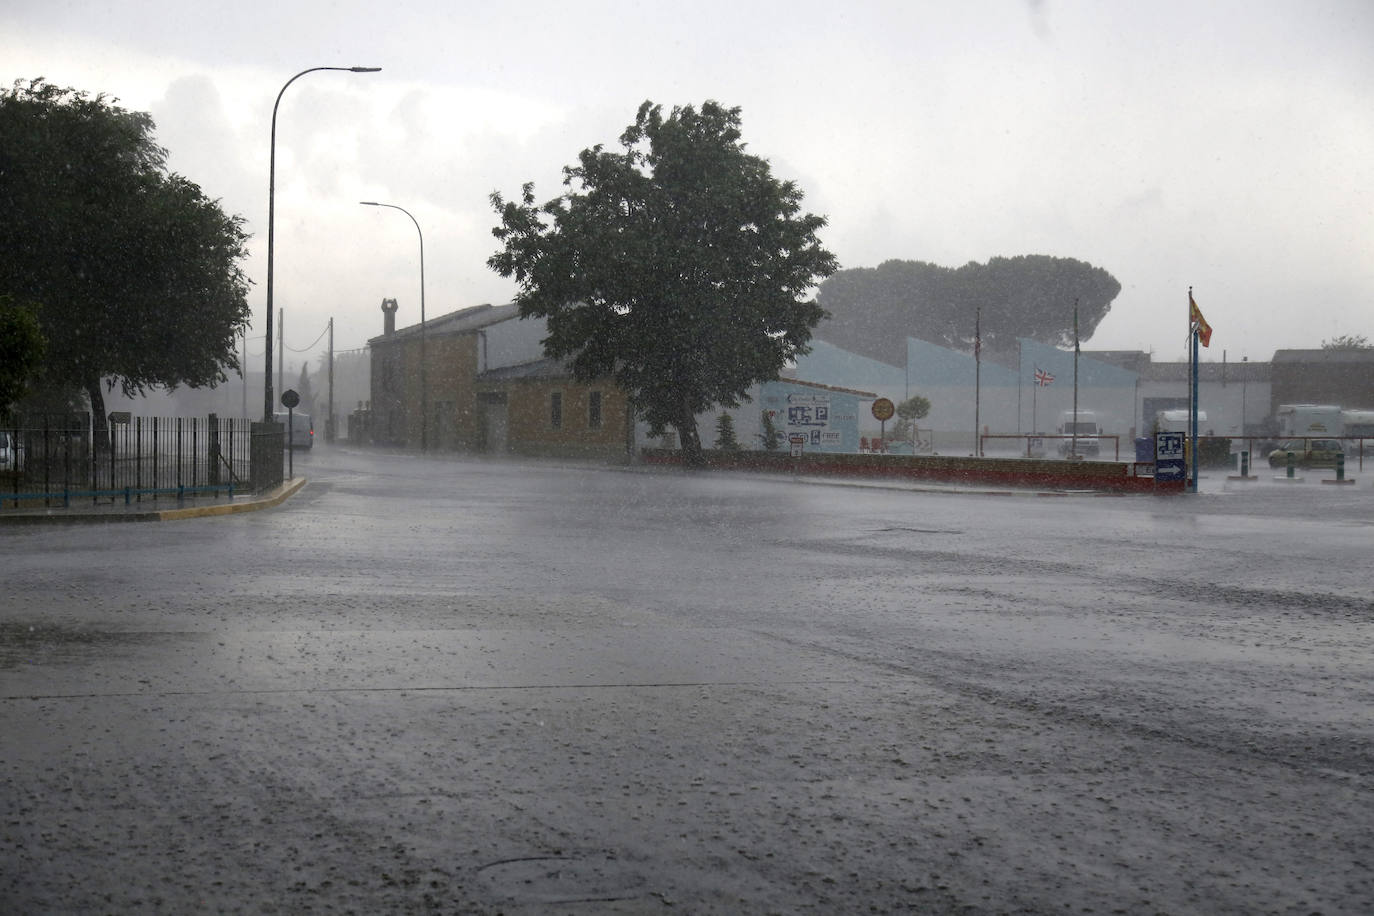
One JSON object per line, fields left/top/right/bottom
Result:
{"left": 489, "top": 100, "right": 837, "bottom": 466}
{"left": 0, "top": 78, "right": 251, "bottom": 441}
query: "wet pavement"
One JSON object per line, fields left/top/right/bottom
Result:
{"left": 2, "top": 446, "right": 1371, "bottom": 913}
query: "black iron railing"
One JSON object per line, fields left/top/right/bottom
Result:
{"left": 0, "top": 414, "right": 273, "bottom": 508}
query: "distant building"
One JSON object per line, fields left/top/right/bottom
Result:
{"left": 1271, "top": 349, "right": 1374, "bottom": 412}
{"left": 476, "top": 357, "right": 632, "bottom": 460}
{"left": 365, "top": 299, "right": 1371, "bottom": 458}
{"left": 368, "top": 301, "right": 520, "bottom": 449}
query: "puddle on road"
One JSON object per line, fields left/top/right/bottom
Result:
{"left": 0, "top": 622, "right": 185, "bottom": 669}
{"left": 476, "top": 853, "right": 646, "bottom": 905}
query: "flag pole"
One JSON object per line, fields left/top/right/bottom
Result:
{"left": 1189, "top": 286, "right": 1199, "bottom": 493}
{"left": 1072, "top": 299, "right": 1080, "bottom": 458}
{"left": 1017, "top": 338, "right": 1022, "bottom": 435}
{"left": 974, "top": 307, "right": 981, "bottom": 456}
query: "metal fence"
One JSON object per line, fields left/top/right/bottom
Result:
{"left": 1, "top": 413, "right": 264, "bottom": 508}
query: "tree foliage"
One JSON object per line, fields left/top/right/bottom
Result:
{"left": 1321, "top": 334, "right": 1370, "bottom": 350}
{"left": 0, "top": 295, "right": 48, "bottom": 415}
{"left": 0, "top": 78, "right": 251, "bottom": 424}
{"left": 896, "top": 395, "right": 931, "bottom": 422}
{"left": 891, "top": 394, "right": 931, "bottom": 444}
{"left": 816, "top": 256, "right": 1121, "bottom": 365}
{"left": 759, "top": 410, "right": 781, "bottom": 451}
{"left": 489, "top": 100, "right": 837, "bottom": 465}
{"left": 713, "top": 412, "right": 740, "bottom": 451}
{"left": 294, "top": 364, "right": 318, "bottom": 418}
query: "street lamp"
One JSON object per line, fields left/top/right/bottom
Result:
{"left": 359, "top": 201, "right": 427, "bottom": 451}
{"left": 264, "top": 65, "right": 381, "bottom": 422}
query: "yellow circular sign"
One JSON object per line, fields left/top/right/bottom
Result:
{"left": 871, "top": 398, "right": 895, "bottom": 422}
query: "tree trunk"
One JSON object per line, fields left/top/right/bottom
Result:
{"left": 675, "top": 398, "right": 704, "bottom": 467}
{"left": 85, "top": 379, "right": 110, "bottom": 458}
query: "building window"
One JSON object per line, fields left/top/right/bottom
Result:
{"left": 588, "top": 391, "right": 602, "bottom": 429}
{"left": 550, "top": 391, "right": 562, "bottom": 429}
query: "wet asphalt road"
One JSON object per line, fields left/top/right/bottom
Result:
{"left": 2, "top": 446, "right": 1371, "bottom": 914}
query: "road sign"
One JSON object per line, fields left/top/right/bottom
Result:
{"left": 1155, "top": 432, "right": 1186, "bottom": 481}
{"left": 871, "top": 398, "right": 895, "bottom": 422}
{"left": 280, "top": 389, "right": 300, "bottom": 409}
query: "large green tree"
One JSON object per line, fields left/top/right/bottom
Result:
{"left": 0, "top": 78, "right": 251, "bottom": 433}
{"left": 489, "top": 100, "right": 837, "bottom": 465}
{"left": 817, "top": 256, "right": 1121, "bottom": 365}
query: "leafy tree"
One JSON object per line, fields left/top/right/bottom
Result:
{"left": 1321, "top": 334, "right": 1370, "bottom": 349}
{"left": 896, "top": 394, "right": 931, "bottom": 423}
{"left": 817, "top": 256, "right": 1121, "bottom": 365}
{"left": 891, "top": 394, "right": 931, "bottom": 443}
{"left": 489, "top": 100, "right": 837, "bottom": 466}
{"left": 0, "top": 295, "right": 48, "bottom": 417}
{"left": 0, "top": 78, "right": 251, "bottom": 438}
{"left": 759, "top": 410, "right": 781, "bottom": 451}
{"left": 713, "top": 412, "right": 740, "bottom": 451}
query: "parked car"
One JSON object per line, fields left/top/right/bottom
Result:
{"left": 1267, "top": 438, "right": 1343, "bottom": 468}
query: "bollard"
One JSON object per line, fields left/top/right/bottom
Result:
{"left": 1286, "top": 451, "right": 1296, "bottom": 479}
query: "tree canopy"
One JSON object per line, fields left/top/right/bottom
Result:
{"left": 0, "top": 295, "right": 48, "bottom": 416}
{"left": 489, "top": 100, "right": 837, "bottom": 464}
{"left": 816, "top": 256, "right": 1122, "bottom": 365}
{"left": 0, "top": 78, "right": 251, "bottom": 424}
{"left": 1321, "top": 334, "right": 1370, "bottom": 350}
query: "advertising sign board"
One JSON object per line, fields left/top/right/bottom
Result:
{"left": 1155, "top": 432, "right": 1186, "bottom": 481}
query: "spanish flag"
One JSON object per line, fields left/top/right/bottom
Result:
{"left": 1190, "top": 292, "right": 1213, "bottom": 348}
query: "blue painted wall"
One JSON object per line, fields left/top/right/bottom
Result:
{"left": 759, "top": 379, "right": 865, "bottom": 453}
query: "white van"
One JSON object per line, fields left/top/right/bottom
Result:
{"left": 1155, "top": 409, "right": 1207, "bottom": 434}
{"left": 1056, "top": 409, "right": 1102, "bottom": 457}
{"left": 274, "top": 412, "right": 314, "bottom": 450}
{"left": 1276, "top": 404, "right": 1342, "bottom": 438}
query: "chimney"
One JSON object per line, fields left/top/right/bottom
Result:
{"left": 381, "top": 297, "right": 399, "bottom": 336}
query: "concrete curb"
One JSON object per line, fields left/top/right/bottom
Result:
{"left": 153, "top": 477, "right": 308, "bottom": 520}
{"left": 0, "top": 477, "right": 307, "bottom": 525}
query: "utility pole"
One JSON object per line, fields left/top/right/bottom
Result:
{"left": 327, "top": 317, "right": 335, "bottom": 443}
{"left": 277, "top": 307, "right": 284, "bottom": 412}
{"left": 241, "top": 327, "right": 248, "bottom": 417}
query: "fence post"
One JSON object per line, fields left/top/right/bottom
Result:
{"left": 208, "top": 414, "right": 221, "bottom": 488}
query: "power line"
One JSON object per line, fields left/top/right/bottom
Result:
{"left": 283, "top": 320, "right": 332, "bottom": 353}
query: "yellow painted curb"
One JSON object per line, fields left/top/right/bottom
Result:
{"left": 155, "top": 477, "right": 308, "bottom": 520}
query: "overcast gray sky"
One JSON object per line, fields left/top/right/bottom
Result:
{"left": 4, "top": 0, "right": 1372, "bottom": 375}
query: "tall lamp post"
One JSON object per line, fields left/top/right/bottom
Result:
{"left": 263, "top": 65, "right": 381, "bottom": 422}
{"left": 360, "top": 201, "right": 427, "bottom": 451}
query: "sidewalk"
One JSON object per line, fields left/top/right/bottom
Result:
{"left": 0, "top": 477, "right": 307, "bottom": 525}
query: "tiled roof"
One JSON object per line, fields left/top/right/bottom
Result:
{"left": 369, "top": 303, "right": 520, "bottom": 345}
